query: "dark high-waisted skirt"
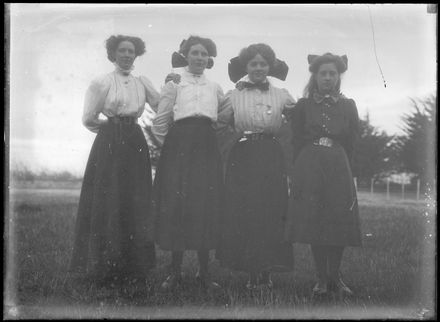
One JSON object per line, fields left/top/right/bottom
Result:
{"left": 216, "top": 135, "right": 294, "bottom": 273}
{"left": 69, "top": 119, "right": 156, "bottom": 280}
{"left": 285, "top": 142, "right": 362, "bottom": 246}
{"left": 153, "top": 117, "right": 223, "bottom": 251}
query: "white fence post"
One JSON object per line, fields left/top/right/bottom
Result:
{"left": 370, "top": 178, "right": 374, "bottom": 195}
{"left": 386, "top": 178, "right": 390, "bottom": 200}
{"left": 416, "top": 179, "right": 420, "bottom": 200}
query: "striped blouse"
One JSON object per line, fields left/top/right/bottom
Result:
{"left": 217, "top": 79, "right": 296, "bottom": 135}
{"left": 216, "top": 78, "right": 296, "bottom": 161}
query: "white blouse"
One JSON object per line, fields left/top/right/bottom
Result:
{"left": 82, "top": 68, "right": 160, "bottom": 133}
{"left": 152, "top": 69, "right": 224, "bottom": 146}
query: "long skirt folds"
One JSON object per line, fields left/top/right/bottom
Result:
{"left": 285, "top": 143, "right": 362, "bottom": 246}
{"left": 153, "top": 117, "right": 223, "bottom": 251}
{"left": 70, "top": 121, "right": 156, "bottom": 279}
{"left": 217, "top": 137, "right": 294, "bottom": 273}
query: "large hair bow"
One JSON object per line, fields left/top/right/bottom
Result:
{"left": 307, "top": 53, "right": 348, "bottom": 73}
{"left": 228, "top": 56, "right": 289, "bottom": 83}
{"left": 171, "top": 39, "right": 214, "bottom": 69}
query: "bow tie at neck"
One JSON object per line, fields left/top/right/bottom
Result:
{"left": 236, "top": 81, "right": 270, "bottom": 91}
{"left": 312, "top": 91, "right": 340, "bottom": 104}
{"left": 114, "top": 63, "right": 134, "bottom": 76}
{"left": 184, "top": 68, "right": 203, "bottom": 78}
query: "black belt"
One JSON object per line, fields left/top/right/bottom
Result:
{"left": 174, "top": 116, "right": 212, "bottom": 126}
{"left": 312, "top": 137, "right": 335, "bottom": 147}
{"left": 108, "top": 116, "right": 137, "bottom": 125}
{"left": 239, "top": 132, "right": 275, "bottom": 142}
{"left": 107, "top": 117, "right": 138, "bottom": 154}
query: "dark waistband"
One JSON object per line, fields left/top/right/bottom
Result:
{"left": 174, "top": 116, "right": 213, "bottom": 126}
{"left": 108, "top": 116, "right": 138, "bottom": 125}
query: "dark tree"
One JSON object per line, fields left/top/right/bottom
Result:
{"left": 394, "top": 94, "right": 436, "bottom": 191}
{"left": 352, "top": 111, "right": 395, "bottom": 184}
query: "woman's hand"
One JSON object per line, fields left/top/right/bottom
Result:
{"left": 165, "top": 73, "right": 181, "bottom": 84}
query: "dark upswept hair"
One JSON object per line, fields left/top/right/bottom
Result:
{"left": 105, "top": 35, "right": 146, "bottom": 62}
{"left": 179, "top": 35, "right": 217, "bottom": 57}
{"left": 238, "top": 43, "right": 276, "bottom": 68}
{"left": 303, "top": 53, "right": 346, "bottom": 98}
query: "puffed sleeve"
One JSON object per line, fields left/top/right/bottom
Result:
{"left": 139, "top": 76, "right": 160, "bottom": 112}
{"left": 216, "top": 83, "right": 225, "bottom": 105}
{"left": 345, "top": 99, "right": 360, "bottom": 171}
{"left": 151, "top": 81, "right": 177, "bottom": 147}
{"left": 82, "top": 75, "right": 110, "bottom": 133}
{"left": 291, "top": 98, "right": 306, "bottom": 165}
{"left": 216, "top": 90, "right": 239, "bottom": 163}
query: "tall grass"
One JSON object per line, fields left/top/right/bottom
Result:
{"left": 5, "top": 189, "right": 436, "bottom": 319}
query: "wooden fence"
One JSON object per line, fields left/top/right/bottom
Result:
{"left": 354, "top": 177, "right": 435, "bottom": 201}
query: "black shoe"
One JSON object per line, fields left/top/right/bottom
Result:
{"left": 312, "top": 280, "right": 328, "bottom": 297}
{"left": 160, "top": 272, "right": 182, "bottom": 292}
{"left": 195, "top": 270, "right": 221, "bottom": 291}
{"left": 331, "top": 278, "right": 354, "bottom": 296}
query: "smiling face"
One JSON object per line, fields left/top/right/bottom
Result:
{"left": 246, "top": 54, "right": 270, "bottom": 84}
{"left": 114, "top": 40, "right": 136, "bottom": 70}
{"left": 186, "top": 43, "right": 209, "bottom": 75}
{"left": 315, "top": 62, "right": 340, "bottom": 94}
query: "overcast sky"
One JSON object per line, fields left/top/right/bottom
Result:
{"left": 8, "top": 3, "right": 436, "bottom": 174}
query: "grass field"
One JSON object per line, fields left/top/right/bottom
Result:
{"left": 4, "top": 184, "right": 437, "bottom": 319}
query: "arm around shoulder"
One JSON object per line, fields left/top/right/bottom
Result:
{"left": 151, "top": 81, "right": 177, "bottom": 147}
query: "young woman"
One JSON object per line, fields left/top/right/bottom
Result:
{"left": 215, "top": 43, "right": 295, "bottom": 290}
{"left": 285, "top": 53, "right": 361, "bottom": 297}
{"left": 70, "top": 35, "right": 160, "bottom": 284}
{"left": 152, "top": 35, "right": 224, "bottom": 291}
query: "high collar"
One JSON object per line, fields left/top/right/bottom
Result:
{"left": 182, "top": 68, "right": 207, "bottom": 84}
{"left": 114, "top": 63, "right": 134, "bottom": 76}
{"left": 243, "top": 75, "right": 270, "bottom": 85}
{"left": 312, "top": 90, "right": 341, "bottom": 104}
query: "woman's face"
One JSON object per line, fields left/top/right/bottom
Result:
{"left": 114, "top": 40, "right": 136, "bottom": 70}
{"left": 186, "top": 43, "right": 209, "bottom": 75}
{"left": 246, "top": 54, "right": 270, "bottom": 83}
{"left": 315, "top": 62, "right": 340, "bottom": 93}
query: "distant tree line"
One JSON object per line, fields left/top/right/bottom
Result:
{"left": 11, "top": 165, "right": 82, "bottom": 182}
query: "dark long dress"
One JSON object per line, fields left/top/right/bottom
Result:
{"left": 153, "top": 117, "right": 223, "bottom": 251}
{"left": 215, "top": 85, "right": 296, "bottom": 273}
{"left": 69, "top": 121, "right": 156, "bottom": 279}
{"left": 217, "top": 136, "right": 294, "bottom": 272}
{"left": 285, "top": 95, "right": 362, "bottom": 246}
